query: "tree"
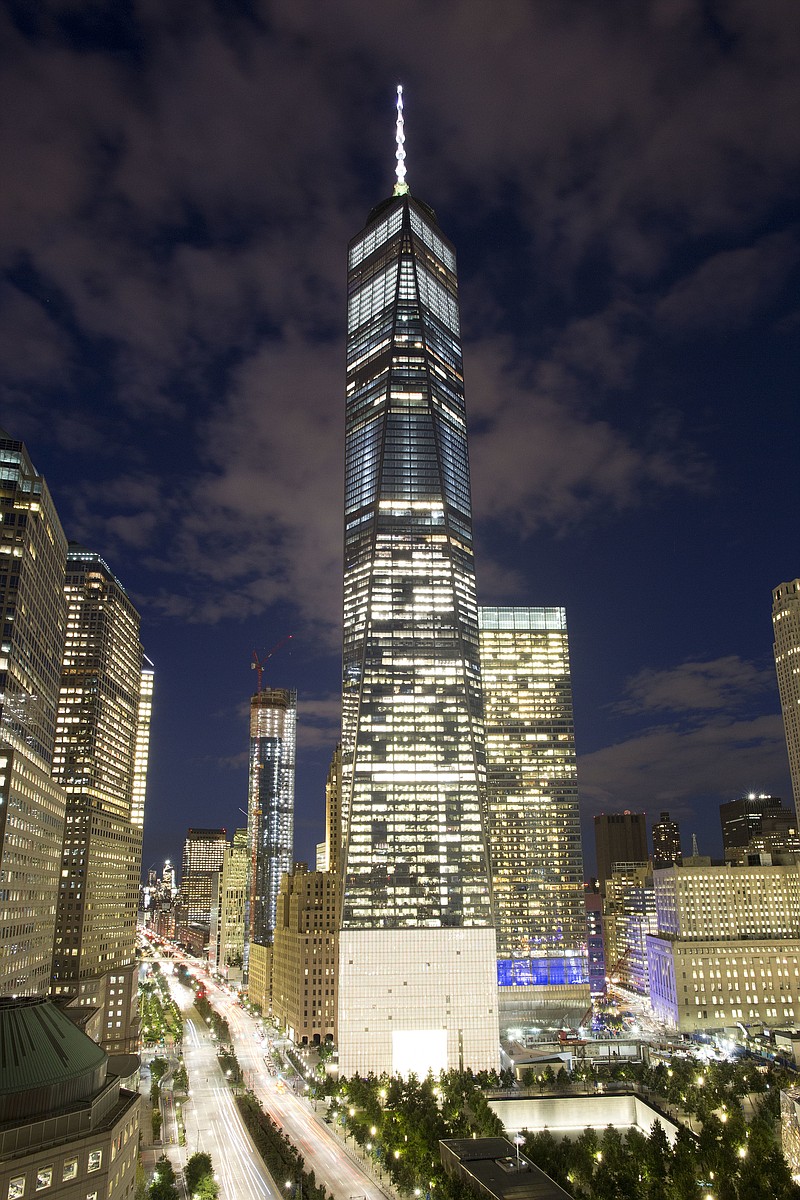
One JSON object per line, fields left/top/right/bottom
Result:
{"left": 149, "top": 1156, "right": 178, "bottom": 1200}
{"left": 184, "top": 1153, "right": 213, "bottom": 1193}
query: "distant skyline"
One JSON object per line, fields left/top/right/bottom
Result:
{"left": 2, "top": 2, "right": 798, "bottom": 875}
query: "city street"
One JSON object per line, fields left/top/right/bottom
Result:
{"left": 162, "top": 972, "right": 284, "bottom": 1200}
{"left": 163, "top": 959, "right": 392, "bottom": 1200}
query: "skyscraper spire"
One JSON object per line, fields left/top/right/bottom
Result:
{"left": 393, "top": 83, "right": 409, "bottom": 196}
{"left": 339, "top": 112, "right": 498, "bottom": 1078}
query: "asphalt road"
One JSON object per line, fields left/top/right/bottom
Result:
{"left": 166, "top": 974, "right": 285, "bottom": 1200}
{"left": 163, "top": 958, "right": 394, "bottom": 1200}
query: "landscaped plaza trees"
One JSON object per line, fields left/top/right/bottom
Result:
{"left": 325, "top": 1059, "right": 800, "bottom": 1200}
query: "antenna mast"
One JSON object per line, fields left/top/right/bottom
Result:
{"left": 393, "top": 84, "right": 409, "bottom": 196}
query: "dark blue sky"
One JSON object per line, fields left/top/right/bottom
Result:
{"left": 2, "top": 1, "right": 798, "bottom": 875}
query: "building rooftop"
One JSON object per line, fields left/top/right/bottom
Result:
{"left": 0, "top": 997, "right": 106, "bottom": 1099}
{"left": 440, "top": 1137, "right": 575, "bottom": 1200}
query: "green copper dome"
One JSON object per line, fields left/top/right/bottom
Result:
{"left": 0, "top": 998, "right": 107, "bottom": 1118}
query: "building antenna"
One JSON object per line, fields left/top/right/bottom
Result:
{"left": 393, "top": 84, "right": 409, "bottom": 196}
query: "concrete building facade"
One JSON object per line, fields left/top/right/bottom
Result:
{"left": 272, "top": 864, "right": 338, "bottom": 1046}
{"left": 0, "top": 997, "right": 139, "bottom": 1200}
{"left": 648, "top": 861, "right": 800, "bottom": 1030}
{"left": 50, "top": 547, "right": 150, "bottom": 1054}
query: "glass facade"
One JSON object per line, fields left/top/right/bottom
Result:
{"left": 0, "top": 432, "right": 68, "bottom": 995}
{"left": 341, "top": 193, "right": 493, "bottom": 933}
{"left": 479, "top": 607, "right": 587, "bottom": 987}
{"left": 773, "top": 580, "right": 800, "bottom": 816}
{"left": 246, "top": 687, "right": 296, "bottom": 949}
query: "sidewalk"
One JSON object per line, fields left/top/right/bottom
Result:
{"left": 139, "top": 1056, "right": 188, "bottom": 1197}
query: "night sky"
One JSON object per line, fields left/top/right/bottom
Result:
{"left": 3, "top": 1, "right": 798, "bottom": 877}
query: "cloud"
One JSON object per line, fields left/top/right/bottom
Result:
{"left": 616, "top": 655, "right": 775, "bottom": 715}
{"left": 579, "top": 712, "right": 788, "bottom": 815}
{"left": 580, "top": 652, "right": 789, "bottom": 826}
{"left": 298, "top": 694, "right": 342, "bottom": 750}
{"left": 467, "top": 333, "right": 707, "bottom": 538}
{"left": 1, "top": 0, "right": 797, "bottom": 632}
{"left": 0, "top": 283, "right": 73, "bottom": 385}
{"left": 656, "top": 230, "right": 800, "bottom": 332}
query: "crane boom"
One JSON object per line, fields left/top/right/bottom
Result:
{"left": 251, "top": 634, "right": 293, "bottom": 694}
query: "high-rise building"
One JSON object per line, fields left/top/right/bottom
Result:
{"left": 720, "top": 793, "right": 799, "bottom": 861}
{"left": 585, "top": 887, "right": 606, "bottom": 997}
{"left": 210, "top": 827, "right": 248, "bottom": 978}
{"left": 338, "top": 90, "right": 498, "bottom": 1078}
{"left": 180, "top": 828, "right": 227, "bottom": 930}
{"left": 131, "top": 655, "right": 154, "bottom": 830}
{"left": 50, "top": 547, "right": 151, "bottom": 1053}
{"left": 603, "top": 862, "right": 656, "bottom": 994}
{"left": 323, "top": 743, "right": 343, "bottom": 878}
{"left": 245, "top": 686, "right": 296, "bottom": 956}
{"left": 652, "top": 811, "right": 682, "bottom": 869}
{"left": 594, "top": 812, "right": 648, "bottom": 893}
{"left": 773, "top": 580, "right": 800, "bottom": 815}
{"left": 272, "top": 863, "right": 339, "bottom": 1047}
{"left": 162, "top": 859, "right": 176, "bottom": 897}
{"left": 478, "top": 606, "right": 588, "bottom": 1029}
{"left": 0, "top": 430, "right": 69, "bottom": 996}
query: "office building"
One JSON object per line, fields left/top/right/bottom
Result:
{"left": 478, "top": 606, "right": 588, "bottom": 1028}
{"left": 652, "top": 811, "right": 682, "bottom": 869}
{"left": 131, "top": 655, "right": 154, "bottom": 830}
{"left": 246, "top": 686, "right": 296, "bottom": 954}
{"left": 647, "top": 861, "right": 800, "bottom": 1030}
{"left": 179, "top": 828, "right": 227, "bottom": 931}
{"left": 338, "top": 90, "right": 498, "bottom": 1077}
{"left": 210, "top": 828, "right": 248, "bottom": 978}
{"left": 50, "top": 548, "right": 150, "bottom": 1053}
{"left": 720, "top": 793, "right": 799, "bottom": 861}
{"left": 603, "top": 862, "right": 656, "bottom": 994}
{"left": 773, "top": 580, "right": 800, "bottom": 815}
{"left": 0, "top": 430, "right": 69, "bottom": 996}
{"left": 322, "top": 743, "right": 343, "bottom": 878}
{"left": 247, "top": 942, "right": 272, "bottom": 1014}
{"left": 272, "top": 863, "right": 339, "bottom": 1046}
{"left": 316, "top": 744, "right": 342, "bottom": 874}
{"left": 594, "top": 812, "right": 647, "bottom": 893}
{"left": 0, "top": 997, "right": 139, "bottom": 1200}
{"left": 585, "top": 888, "right": 606, "bottom": 997}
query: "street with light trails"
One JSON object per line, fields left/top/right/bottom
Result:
{"left": 164, "top": 960, "right": 393, "bottom": 1200}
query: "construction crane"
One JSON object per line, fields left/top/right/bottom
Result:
{"left": 251, "top": 634, "right": 293, "bottom": 693}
